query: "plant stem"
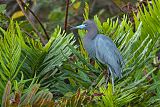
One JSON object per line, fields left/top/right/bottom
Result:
{"left": 20, "top": 0, "right": 50, "bottom": 40}
{"left": 64, "top": 0, "right": 69, "bottom": 31}
{"left": 16, "top": 0, "right": 46, "bottom": 45}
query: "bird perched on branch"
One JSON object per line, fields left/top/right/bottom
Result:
{"left": 71, "top": 20, "right": 124, "bottom": 90}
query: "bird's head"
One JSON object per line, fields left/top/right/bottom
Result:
{"left": 71, "top": 20, "right": 98, "bottom": 31}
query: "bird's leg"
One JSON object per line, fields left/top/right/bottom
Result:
{"left": 109, "top": 67, "right": 115, "bottom": 92}
{"left": 103, "top": 69, "right": 109, "bottom": 88}
{"left": 95, "top": 59, "right": 110, "bottom": 88}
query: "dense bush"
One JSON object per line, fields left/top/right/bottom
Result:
{"left": 0, "top": 0, "right": 159, "bottom": 106}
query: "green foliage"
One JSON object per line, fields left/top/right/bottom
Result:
{"left": 0, "top": 0, "right": 160, "bottom": 107}
{"left": 65, "top": 0, "right": 160, "bottom": 106}
{"left": 71, "top": 0, "right": 76, "bottom": 4}
{"left": 0, "top": 21, "right": 24, "bottom": 101}
{"left": 83, "top": 2, "right": 89, "bottom": 20}
{"left": 56, "top": 89, "right": 93, "bottom": 107}
{"left": 0, "top": 19, "right": 76, "bottom": 105}
{"left": 0, "top": 4, "right": 6, "bottom": 14}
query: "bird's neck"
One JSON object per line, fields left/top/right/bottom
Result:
{"left": 85, "top": 29, "right": 97, "bottom": 40}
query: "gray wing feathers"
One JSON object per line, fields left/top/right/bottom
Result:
{"left": 95, "top": 35, "right": 123, "bottom": 78}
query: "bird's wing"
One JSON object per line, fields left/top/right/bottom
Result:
{"left": 95, "top": 34, "right": 123, "bottom": 77}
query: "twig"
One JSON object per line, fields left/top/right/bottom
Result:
{"left": 90, "top": 0, "right": 96, "bottom": 13}
{"left": 16, "top": 0, "right": 46, "bottom": 45}
{"left": 21, "top": 28, "right": 36, "bottom": 39}
{"left": 20, "top": 0, "right": 50, "bottom": 40}
{"left": 111, "top": 0, "right": 124, "bottom": 13}
{"left": 64, "top": 0, "right": 69, "bottom": 31}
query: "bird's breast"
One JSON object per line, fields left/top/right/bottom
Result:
{"left": 83, "top": 38, "right": 96, "bottom": 58}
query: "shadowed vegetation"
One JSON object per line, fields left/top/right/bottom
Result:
{"left": 0, "top": 0, "right": 159, "bottom": 106}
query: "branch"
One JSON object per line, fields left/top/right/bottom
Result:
{"left": 111, "top": 0, "right": 124, "bottom": 13}
{"left": 16, "top": 0, "right": 46, "bottom": 45}
{"left": 64, "top": 0, "right": 69, "bottom": 31}
{"left": 20, "top": 0, "right": 50, "bottom": 40}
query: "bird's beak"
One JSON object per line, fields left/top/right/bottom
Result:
{"left": 70, "top": 24, "right": 86, "bottom": 30}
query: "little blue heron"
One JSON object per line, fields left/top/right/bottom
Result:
{"left": 71, "top": 20, "right": 124, "bottom": 90}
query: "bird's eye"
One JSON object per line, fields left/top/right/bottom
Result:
{"left": 84, "top": 23, "right": 87, "bottom": 26}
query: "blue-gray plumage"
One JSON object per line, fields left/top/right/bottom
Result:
{"left": 71, "top": 20, "right": 124, "bottom": 89}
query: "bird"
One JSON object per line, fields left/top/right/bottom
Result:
{"left": 71, "top": 20, "right": 124, "bottom": 90}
